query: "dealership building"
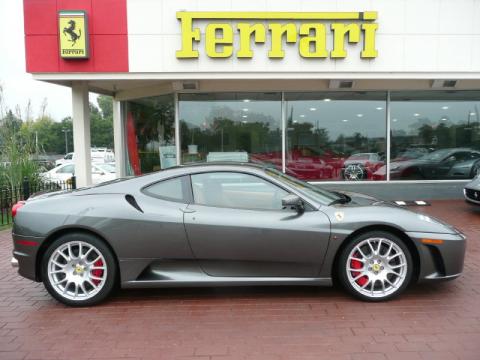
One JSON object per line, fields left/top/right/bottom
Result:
{"left": 23, "top": 0, "right": 480, "bottom": 199}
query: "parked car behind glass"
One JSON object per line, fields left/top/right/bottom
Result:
{"left": 373, "top": 148, "right": 480, "bottom": 180}
{"left": 42, "top": 163, "right": 116, "bottom": 185}
{"left": 55, "top": 148, "right": 115, "bottom": 166}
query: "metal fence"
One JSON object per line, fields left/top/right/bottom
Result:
{"left": 0, "top": 176, "right": 76, "bottom": 226}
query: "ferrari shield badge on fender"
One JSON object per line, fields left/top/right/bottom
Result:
{"left": 335, "top": 211, "right": 345, "bottom": 221}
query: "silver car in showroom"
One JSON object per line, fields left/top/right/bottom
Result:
{"left": 11, "top": 163, "right": 466, "bottom": 306}
{"left": 464, "top": 174, "right": 480, "bottom": 204}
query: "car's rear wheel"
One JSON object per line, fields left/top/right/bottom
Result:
{"left": 337, "top": 231, "right": 413, "bottom": 301}
{"left": 41, "top": 233, "right": 116, "bottom": 306}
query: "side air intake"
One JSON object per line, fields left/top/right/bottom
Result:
{"left": 125, "top": 194, "right": 143, "bottom": 213}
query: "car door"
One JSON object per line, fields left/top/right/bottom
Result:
{"left": 183, "top": 171, "right": 331, "bottom": 278}
{"left": 436, "top": 151, "right": 470, "bottom": 179}
{"left": 447, "top": 151, "right": 480, "bottom": 179}
{"left": 128, "top": 175, "right": 194, "bottom": 261}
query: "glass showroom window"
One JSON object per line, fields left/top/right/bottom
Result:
{"left": 125, "top": 94, "right": 175, "bottom": 175}
{"left": 285, "top": 92, "right": 387, "bottom": 181}
{"left": 388, "top": 91, "right": 480, "bottom": 181}
{"left": 178, "top": 93, "right": 282, "bottom": 168}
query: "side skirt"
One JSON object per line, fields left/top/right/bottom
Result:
{"left": 122, "top": 277, "right": 332, "bottom": 289}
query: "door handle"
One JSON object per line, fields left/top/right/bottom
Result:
{"left": 180, "top": 208, "right": 196, "bottom": 213}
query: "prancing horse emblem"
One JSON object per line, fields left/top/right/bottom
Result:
{"left": 63, "top": 19, "right": 81, "bottom": 46}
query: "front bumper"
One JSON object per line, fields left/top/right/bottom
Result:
{"left": 406, "top": 231, "right": 466, "bottom": 282}
{"left": 464, "top": 188, "right": 480, "bottom": 205}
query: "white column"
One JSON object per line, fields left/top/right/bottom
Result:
{"left": 72, "top": 82, "right": 92, "bottom": 187}
{"left": 113, "top": 99, "right": 127, "bottom": 177}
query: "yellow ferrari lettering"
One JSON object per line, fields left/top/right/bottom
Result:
{"left": 237, "top": 23, "right": 266, "bottom": 58}
{"left": 268, "top": 23, "right": 297, "bottom": 58}
{"left": 298, "top": 23, "right": 328, "bottom": 58}
{"left": 330, "top": 23, "right": 360, "bottom": 58}
{"left": 176, "top": 11, "right": 378, "bottom": 60}
{"left": 205, "top": 23, "right": 233, "bottom": 58}
{"left": 175, "top": 12, "right": 201, "bottom": 58}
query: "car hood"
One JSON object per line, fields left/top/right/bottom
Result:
{"left": 344, "top": 159, "right": 368, "bottom": 165}
{"left": 465, "top": 176, "right": 480, "bottom": 189}
{"left": 340, "top": 190, "right": 386, "bottom": 206}
{"left": 325, "top": 190, "right": 460, "bottom": 235}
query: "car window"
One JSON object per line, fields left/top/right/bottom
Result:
{"left": 421, "top": 149, "right": 451, "bottom": 161}
{"left": 65, "top": 154, "right": 73, "bottom": 160}
{"left": 143, "top": 176, "right": 188, "bottom": 202}
{"left": 57, "top": 164, "right": 74, "bottom": 174}
{"left": 95, "top": 164, "right": 116, "bottom": 173}
{"left": 191, "top": 172, "right": 288, "bottom": 210}
{"left": 449, "top": 152, "right": 471, "bottom": 162}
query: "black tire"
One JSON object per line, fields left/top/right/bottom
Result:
{"left": 470, "top": 162, "right": 480, "bottom": 178}
{"left": 337, "top": 231, "right": 413, "bottom": 302}
{"left": 41, "top": 232, "right": 117, "bottom": 307}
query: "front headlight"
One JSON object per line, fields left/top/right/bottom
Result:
{"left": 418, "top": 214, "right": 459, "bottom": 234}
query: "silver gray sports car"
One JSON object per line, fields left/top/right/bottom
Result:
{"left": 464, "top": 174, "right": 480, "bottom": 204}
{"left": 11, "top": 163, "right": 466, "bottom": 306}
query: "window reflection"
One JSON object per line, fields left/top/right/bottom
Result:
{"left": 125, "top": 95, "right": 175, "bottom": 175}
{"left": 382, "top": 91, "right": 480, "bottom": 180}
{"left": 179, "top": 93, "right": 282, "bottom": 168}
{"left": 123, "top": 90, "right": 480, "bottom": 182}
{"left": 285, "top": 92, "right": 387, "bottom": 181}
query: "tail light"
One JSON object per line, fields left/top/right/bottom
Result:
{"left": 12, "top": 201, "right": 26, "bottom": 218}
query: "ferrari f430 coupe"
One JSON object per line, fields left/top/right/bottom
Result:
{"left": 11, "top": 163, "right": 466, "bottom": 306}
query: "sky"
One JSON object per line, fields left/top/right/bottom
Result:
{"left": 0, "top": 0, "right": 72, "bottom": 121}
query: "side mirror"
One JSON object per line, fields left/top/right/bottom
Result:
{"left": 282, "top": 194, "right": 305, "bottom": 213}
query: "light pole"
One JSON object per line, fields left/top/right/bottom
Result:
{"left": 62, "top": 129, "right": 71, "bottom": 154}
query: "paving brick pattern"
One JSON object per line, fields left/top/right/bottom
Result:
{"left": 0, "top": 200, "right": 479, "bottom": 360}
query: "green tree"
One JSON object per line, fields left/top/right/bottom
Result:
{"left": 0, "top": 111, "right": 40, "bottom": 188}
{"left": 90, "top": 101, "right": 113, "bottom": 148}
{"left": 97, "top": 95, "right": 113, "bottom": 120}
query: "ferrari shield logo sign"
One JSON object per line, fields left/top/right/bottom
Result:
{"left": 58, "top": 10, "right": 89, "bottom": 59}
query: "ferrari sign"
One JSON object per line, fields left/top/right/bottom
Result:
{"left": 58, "top": 10, "right": 89, "bottom": 59}
{"left": 176, "top": 11, "right": 378, "bottom": 59}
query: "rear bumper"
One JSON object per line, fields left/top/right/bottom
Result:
{"left": 406, "top": 231, "right": 466, "bottom": 282}
{"left": 11, "top": 232, "right": 44, "bottom": 282}
{"left": 10, "top": 257, "right": 18, "bottom": 268}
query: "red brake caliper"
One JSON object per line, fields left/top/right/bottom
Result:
{"left": 351, "top": 252, "right": 368, "bottom": 286}
{"left": 91, "top": 259, "right": 104, "bottom": 286}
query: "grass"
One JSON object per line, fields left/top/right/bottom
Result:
{"left": 0, "top": 223, "right": 11, "bottom": 232}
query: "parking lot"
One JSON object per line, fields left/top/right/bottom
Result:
{"left": 0, "top": 199, "right": 479, "bottom": 360}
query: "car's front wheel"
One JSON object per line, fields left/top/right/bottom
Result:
{"left": 41, "top": 233, "right": 116, "bottom": 306}
{"left": 337, "top": 231, "right": 413, "bottom": 301}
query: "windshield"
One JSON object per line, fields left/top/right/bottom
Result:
{"left": 264, "top": 168, "right": 341, "bottom": 205}
{"left": 349, "top": 153, "right": 371, "bottom": 160}
{"left": 95, "top": 164, "right": 116, "bottom": 173}
{"left": 419, "top": 149, "right": 452, "bottom": 161}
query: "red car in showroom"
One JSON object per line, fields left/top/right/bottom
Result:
{"left": 251, "top": 146, "right": 345, "bottom": 181}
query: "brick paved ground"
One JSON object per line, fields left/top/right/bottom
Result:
{"left": 1, "top": 200, "right": 480, "bottom": 360}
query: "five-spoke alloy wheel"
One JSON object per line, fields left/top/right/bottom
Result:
{"left": 338, "top": 231, "right": 413, "bottom": 301}
{"left": 42, "top": 233, "right": 116, "bottom": 306}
